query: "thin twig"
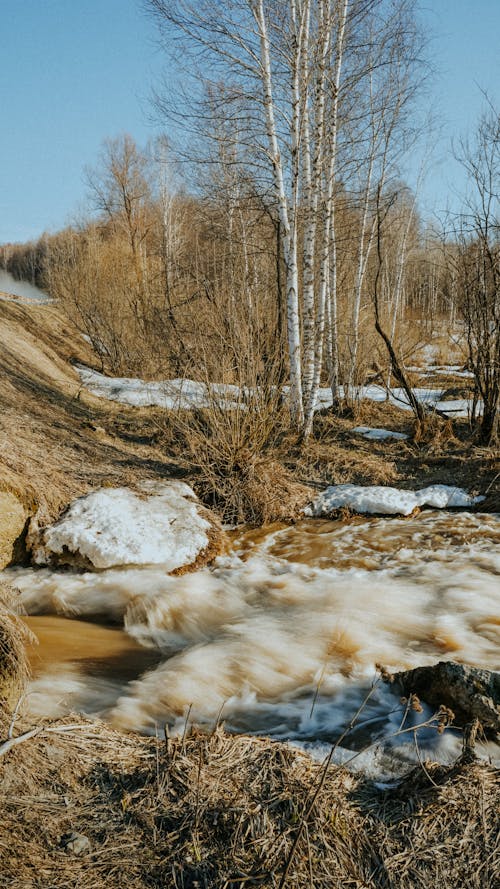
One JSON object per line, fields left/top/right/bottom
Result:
{"left": 0, "top": 722, "right": 89, "bottom": 759}
{"left": 181, "top": 703, "right": 193, "bottom": 755}
{"left": 7, "top": 693, "right": 26, "bottom": 740}
{"left": 413, "top": 729, "right": 440, "bottom": 788}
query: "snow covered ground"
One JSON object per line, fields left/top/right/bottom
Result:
{"left": 32, "top": 481, "right": 213, "bottom": 571}
{"left": 305, "top": 484, "right": 484, "bottom": 517}
{"left": 77, "top": 366, "right": 243, "bottom": 410}
{"left": 78, "top": 366, "right": 479, "bottom": 419}
{"left": 352, "top": 426, "right": 408, "bottom": 441}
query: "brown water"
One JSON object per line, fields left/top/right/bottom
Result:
{"left": 5, "top": 510, "right": 500, "bottom": 774}
{"left": 25, "top": 615, "right": 160, "bottom": 679}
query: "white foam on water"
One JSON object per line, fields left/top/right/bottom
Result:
{"left": 6, "top": 510, "right": 499, "bottom": 773}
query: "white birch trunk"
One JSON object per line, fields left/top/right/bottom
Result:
{"left": 301, "top": 0, "right": 329, "bottom": 409}
{"left": 303, "top": 0, "right": 348, "bottom": 435}
{"left": 253, "top": 0, "right": 303, "bottom": 424}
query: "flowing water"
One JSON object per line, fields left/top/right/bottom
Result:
{"left": 4, "top": 510, "right": 500, "bottom": 776}
{"left": 0, "top": 269, "right": 49, "bottom": 302}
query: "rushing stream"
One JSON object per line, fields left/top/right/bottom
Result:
{"left": 0, "top": 268, "right": 49, "bottom": 302}
{"left": 5, "top": 510, "right": 500, "bottom": 776}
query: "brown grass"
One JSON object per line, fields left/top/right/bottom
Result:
{"left": 164, "top": 386, "right": 312, "bottom": 524}
{"left": 0, "top": 720, "right": 497, "bottom": 888}
{"left": 0, "top": 296, "right": 183, "bottom": 525}
{"left": 0, "top": 294, "right": 498, "bottom": 536}
{"left": 0, "top": 582, "right": 32, "bottom": 717}
{"left": 412, "top": 414, "right": 458, "bottom": 448}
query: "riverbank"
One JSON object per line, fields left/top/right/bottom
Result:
{"left": 0, "top": 294, "right": 499, "bottom": 887}
{"left": 0, "top": 295, "right": 498, "bottom": 570}
{"left": 0, "top": 710, "right": 498, "bottom": 889}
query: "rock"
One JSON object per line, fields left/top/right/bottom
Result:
{"left": 390, "top": 661, "right": 500, "bottom": 732}
{"left": 60, "top": 832, "right": 91, "bottom": 856}
{"left": 0, "top": 491, "right": 27, "bottom": 569}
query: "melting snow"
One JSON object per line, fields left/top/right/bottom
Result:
{"left": 78, "top": 365, "right": 479, "bottom": 419}
{"left": 77, "top": 366, "right": 243, "bottom": 410}
{"left": 305, "top": 484, "right": 484, "bottom": 517}
{"left": 353, "top": 426, "right": 408, "bottom": 441}
{"left": 33, "top": 481, "right": 212, "bottom": 570}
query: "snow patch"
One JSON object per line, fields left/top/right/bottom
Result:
{"left": 33, "top": 481, "right": 212, "bottom": 570}
{"left": 78, "top": 365, "right": 480, "bottom": 419}
{"left": 77, "top": 366, "right": 243, "bottom": 411}
{"left": 305, "top": 484, "right": 484, "bottom": 517}
{"left": 353, "top": 426, "right": 408, "bottom": 441}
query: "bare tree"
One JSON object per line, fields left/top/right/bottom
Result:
{"left": 147, "top": 1, "right": 426, "bottom": 432}
{"left": 451, "top": 102, "right": 499, "bottom": 443}
{"left": 85, "top": 134, "right": 154, "bottom": 290}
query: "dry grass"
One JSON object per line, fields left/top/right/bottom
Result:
{"left": 0, "top": 720, "right": 497, "bottom": 889}
{"left": 412, "top": 414, "right": 458, "bottom": 448}
{"left": 165, "top": 388, "right": 312, "bottom": 524}
{"left": 0, "top": 297, "right": 183, "bottom": 525}
{"left": 0, "top": 294, "right": 498, "bottom": 534}
{"left": 0, "top": 581, "right": 32, "bottom": 717}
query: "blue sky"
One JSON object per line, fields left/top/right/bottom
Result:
{"left": 0, "top": 0, "right": 498, "bottom": 243}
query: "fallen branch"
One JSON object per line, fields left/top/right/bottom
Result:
{"left": 0, "top": 723, "right": 90, "bottom": 760}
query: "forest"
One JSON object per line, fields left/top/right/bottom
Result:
{"left": 1, "top": 1, "right": 498, "bottom": 448}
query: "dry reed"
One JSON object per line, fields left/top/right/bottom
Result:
{"left": 0, "top": 720, "right": 497, "bottom": 889}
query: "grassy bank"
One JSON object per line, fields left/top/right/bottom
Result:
{"left": 0, "top": 296, "right": 498, "bottom": 888}
{"left": 0, "top": 295, "right": 498, "bottom": 556}
{"left": 0, "top": 713, "right": 498, "bottom": 889}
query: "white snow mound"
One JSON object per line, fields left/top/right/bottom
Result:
{"left": 352, "top": 426, "right": 408, "bottom": 441}
{"left": 305, "top": 484, "right": 484, "bottom": 517}
{"left": 34, "top": 481, "right": 212, "bottom": 570}
{"left": 77, "top": 366, "right": 243, "bottom": 411}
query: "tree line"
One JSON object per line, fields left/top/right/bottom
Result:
{"left": 0, "top": 0, "right": 497, "bottom": 442}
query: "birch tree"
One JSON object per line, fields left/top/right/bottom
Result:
{"left": 451, "top": 102, "right": 500, "bottom": 443}
{"left": 147, "top": 0, "right": 426, "bottom": 433}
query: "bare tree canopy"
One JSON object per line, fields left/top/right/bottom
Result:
{"left": 146, "top": 0, "right": 428, "bottom": 432}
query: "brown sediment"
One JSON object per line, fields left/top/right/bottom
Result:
{"left": 170, "top": 506, "right": 226, "bottom": 575}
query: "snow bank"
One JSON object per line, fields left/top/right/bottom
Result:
{"left": 305, "top": 484, "right": 484, "bottom": 517}
{"left": 314, "top": 384, "right": 477, "bottom": 418}
{"left": 77, "top": 366, "right": 242, "bottom": 410}
{"left": 78, "top": 366, "right": 479, "bottom": 419}
{"left": 428, "top": 366, "right": 474, "bottom": 379}
{"left": 352, "top": 426, "right": 408, "bottom": 441}
{"left": 33, "top": 481, "right": 214, "bottom": 570}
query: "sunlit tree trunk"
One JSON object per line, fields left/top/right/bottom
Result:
{"left": 253, "top": 0, "right": 304, "bottom": 424}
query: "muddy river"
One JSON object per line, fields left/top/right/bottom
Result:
{"left": 5, "top": 510, "right": 500, "bottom": 775}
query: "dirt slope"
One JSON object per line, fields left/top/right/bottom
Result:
{"left": 0, "top": 295, "right": 181, "bottom": 564}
